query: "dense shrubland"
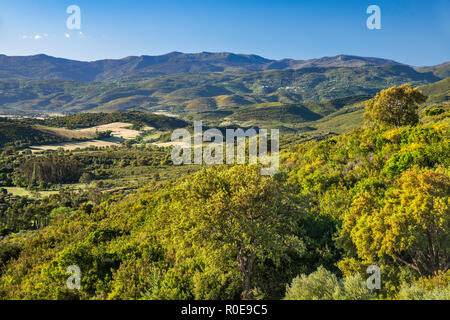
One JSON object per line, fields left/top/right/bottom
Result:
{"left": 0, "top": 85, "right": 448, "bottom": 300}
{"left": 0, "top": 145, "right": 173, "bottom": 189}
{"left": 0, "top": 189, "right": 102, "bottom": 237}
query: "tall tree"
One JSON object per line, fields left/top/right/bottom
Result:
{"left": 364, "top": 84, "right": 427, "bottom": 128}
{"left": 341, "top": 168, "right": 449, "bottom": 276}
{"left": 154, "top": 165, "right": 305, "bottom": 299}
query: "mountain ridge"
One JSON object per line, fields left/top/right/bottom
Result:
{"left": 0, "top": 52, "right": 418, "bottom": 82}
{"left": 0, "top": 52, "right": 448, "bottom": 116}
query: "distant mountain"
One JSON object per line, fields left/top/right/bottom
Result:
{"left": 0, "top": 52, "right": 407, "bottom": 81}
{"left": 0, "top": 64, "right": 445, "bottom": 115}
{"left": 267, "top": 55, "right": 402, "bottom": 70}
{"left": 0, "top": 52, "right": 448, "bottom": 117}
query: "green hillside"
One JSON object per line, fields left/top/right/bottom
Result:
{"left": 418, "top": 77, "right": 450, "bottom": 104}
{"left": 230, "top": 104, "right": 322, "bottom": 124}
{"left": 0, "top": 120, "right": 67, "bottom": 149}
{"left": 0, "top": 89, "right": 448, "bottom": 300}
{"left": 415, "top": 62, "right": 450, "bottom": 79}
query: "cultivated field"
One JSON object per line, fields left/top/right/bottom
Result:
{"left": 29, "top": 139, "right": 122, "bottom": 153}
{"left": 76, "top": 122, "right": 154, "bottom": 139}
{"left": 4, "top": 187, "right": 60, "bottom": 199}
{"left": 29, "top": 122, "right": 154, "bottom": 152}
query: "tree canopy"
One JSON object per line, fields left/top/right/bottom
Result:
{"left": 364, "top": 84, "right": 427, "bottom": 128}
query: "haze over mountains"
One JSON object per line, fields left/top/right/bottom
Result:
{"left": 0, "top": 52, "right": 421, "bottom": 81}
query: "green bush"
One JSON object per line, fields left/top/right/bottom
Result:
{"left": 397, "top": 284, "right": 450, "bottom": 300}
{"left": 397, "top": 272, "right": 450, "bottom": 300}
{"left": 284, "top": 266, "right": 374, "bottom": 300}
{"left": 423, "top": 106, "right": 445, "bottom": 117}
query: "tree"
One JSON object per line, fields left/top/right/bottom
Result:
{"left": 364, "top": 84, "right": 427, "bottom": 128}
{"left": 154, "top": 165, "right": 305, "bottom": 299}
{"left": 79, "top": 172, "right": 93, "bottom": 184}
{"left": 341, "top": 168, "right": 450, "bottom": 276}
{"left": 18, "top": 156, "right": 82, "bottom": 185}
{"left": 95, "top": 130, "right": 112, "bottom": 139}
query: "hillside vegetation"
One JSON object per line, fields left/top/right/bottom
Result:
{"left": 0, "top": 85, "right": 448, "bottom": 300}
{"left": 418, "top": 77, "right": 450, "bottom": 104}
{"left": 0, "top": 120, "right": 68, "bottom": 150}
{"left": 0, "top": 65, "right": 445, "bottom": 115}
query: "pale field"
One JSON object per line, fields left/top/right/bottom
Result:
{"left": 37, "top": 126, "right": 93, "bottom": 139}
{"left": 30, "top": 122, "right": 154, "bottom": 152}
{"left": 29, "top": 139, "right": 121, "bottom": 153}
{"left": 76, "top": 122, "right": 153, "bottom": 139}
{"left": 153, "top": 110, "right": 180, "bottom": 118}
{"left": 38, "top": 122, "right": 153, "bottom": 140}
{"left": 152, "top": 141, "right": 190, "bottom": 148}
{"left": 4, "top": 187, "right": 60, "bottom": 198}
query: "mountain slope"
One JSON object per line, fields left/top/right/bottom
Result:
{"left": 418, "top": 77, "right": 450, "bottom": 104}
{"left": 415, "top": 62, "right": 450, "bottom": 79}
{"left": 0, "top": 52, "right": 406, "bottom": 81}
{"left": 0, "top": 65, "right": 442, "bottom": 115}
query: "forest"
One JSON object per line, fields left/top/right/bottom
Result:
{"left": 0, "top": 84, "right": 448, "bottom": 300}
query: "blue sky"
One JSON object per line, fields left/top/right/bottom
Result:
{"left": 0, "top": 0, "right": 449, "bottom": 66}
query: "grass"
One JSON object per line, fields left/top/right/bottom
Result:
{"left": 299, "top": 103, "right": 366, "bottom": 134}
{"left": 4, "top": 187, "right": 60, "bottom": 199}
{"left": 27, "top": 121, "right": 158, "bottom": 152}
{"left": 76, "top": 122, "right": 150, "bottom": 139}
{"left": 36, "top": 126, "right": 93, "bottom": 139}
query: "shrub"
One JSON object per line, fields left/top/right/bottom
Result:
{"left": 284, "top": 266, "right": 374, "bottom": 300}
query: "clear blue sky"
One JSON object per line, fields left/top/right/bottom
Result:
{"left": 0, "top": 0, "right": 449, "bottom": 66}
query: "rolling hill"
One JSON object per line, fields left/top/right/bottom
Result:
{"left": 417, "top": 77, "right": 450, "bottom": 104}
{"left": 415, "top": 62, "right": 450, "bottom": 80}
{"left": 0, "top": 65, "right": 446, "bottom": 115}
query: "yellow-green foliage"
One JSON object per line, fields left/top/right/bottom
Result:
{"left": 284, "top": 266, "right": 374, "bottom": 300}
{"left": 0, "top": 88, "right": 448, "bottom": 300}
{"left": 342, "top": 168, "right": 449, "bottom": 275}
{"left": 0, "top": 166, "right": 308, "bottom": 300}
{"left": 364, "top": 84, "right": 427, "bottom": 127}
{"left": 286, "top": 109, "right": 449, "bottom": 297}
{"left": 397, "top": 271, "right": 450, "bottom": 300}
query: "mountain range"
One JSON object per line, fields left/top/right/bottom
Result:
{"left": 0, "top": 52, "right": 433, "bottom": 82}
{"left": 0, "top": 52, "right": 448, "bottom": 117}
